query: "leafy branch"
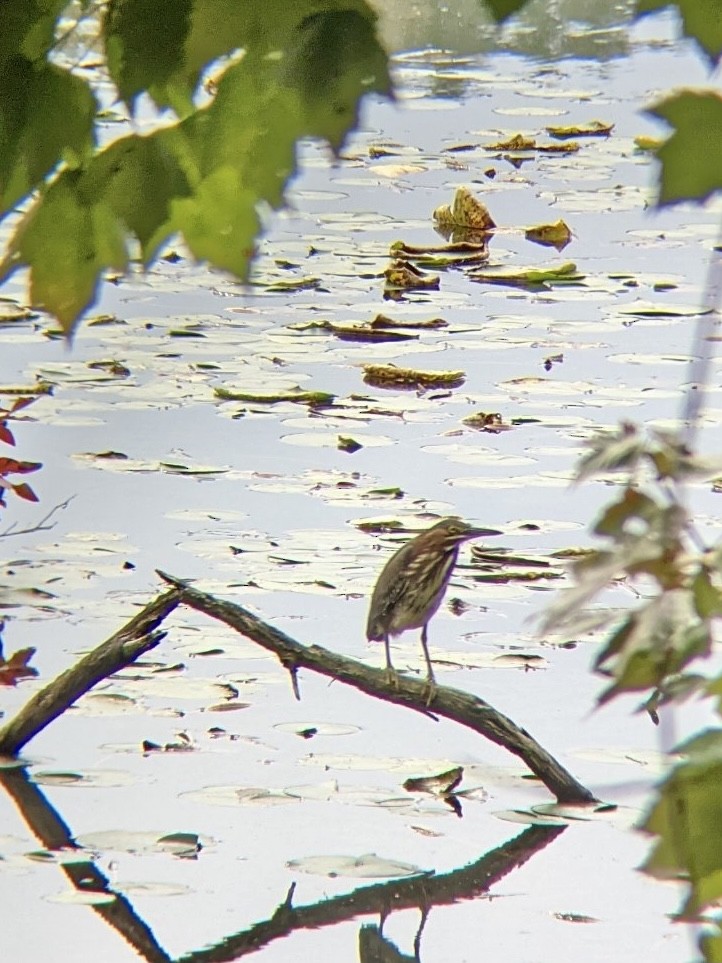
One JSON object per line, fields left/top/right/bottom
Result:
{"left": 0, "top": 0, "right": 390, "bottom": 336}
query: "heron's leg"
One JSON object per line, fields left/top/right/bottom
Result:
{"left": 384, "top": 634, "right": 399, "bottom": 688}
{"left": 420, "top": 624, "right": 436, "bottom": 683}
{"left": 420, "top": 624, "right": 437, "bottom": 705}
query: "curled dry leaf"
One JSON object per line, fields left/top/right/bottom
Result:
{"left": 362, "top": 364, "right": 465, "bottom": 390}
{"left": 462, "top": 411, "right": 512, "bottom": 433}
{"left": 390, "top": 239, "right": 490, "bottom": 267}
{"left": 433, "top": 186, "right": 496, "bottom": 233}
{"left": 525, "top": 220, "right": 572, "bottom": 250}
{"left": 403, "top": 766, "right": 464, "bottom": 795}
{"left": 383, "top": 260, "right": 440, "bottom": 292}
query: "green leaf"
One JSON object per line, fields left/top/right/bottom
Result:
{"left": 643, "top": 729, "right": 722, "bottom": 916}
{"left": 181, "top": 54, "right": 301, "bottom": 208}
{"left": 170, "top": 167, "right": 259, "bottom": 277}
{"left": 597, "top": 590, "right": 711, "bottom": 702}
{"left": 575, "top": 424, "right": 647, "bottom": 483}
{"left": 0, "top": 171, "right": 128, "bottom": 332}
{"left": 1, "top": 0, "right": 390, "bottom": 333}
{"left": 279, "top": 7, "right": 392, "bottom": 150}
{"left": 593, "top": 488, "right": 659, "bottom": 538}
{"left": 87, "top": 132, "right": 189, "bottom": 261}
{"left": 636, "top": 0, "right": 722, "bottom": 64}
{"left": 104, "top": 0, "right": 388, "bottom": 116}
{"left": 481, "top": 0, "right": 530, "bottom": 23}
{"left": 0, "top": 0, "right": 67, "bottom": 70}
{"left": 104, "top": 0, "right": 193, "bottom": 111}
{"left": 648, "top": 91, "right": 722, "bottom": 204}
{"left": 0, "top": 61, "right": 96, "bottom": 215}
{"left": 701, "top": 924, "right": 722, "bottom": 963}
{"left": 693, "top": 569, "right": 722, "bottom": 619}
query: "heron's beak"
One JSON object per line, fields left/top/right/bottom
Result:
{"left": 463, "top": 526, "right": 502, "bottom": 540}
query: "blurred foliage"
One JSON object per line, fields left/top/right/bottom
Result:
{"left": 0, "top": 0, "right": 719, "bottom": 332}
{"left": 0, "top": 0, "right": 390, "bottom": 334}
{"left": 545, "top": 421, "right": 722, "bottom": 958}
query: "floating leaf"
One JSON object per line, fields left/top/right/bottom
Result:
{"left": 390, "top": 239, "right": 489, "bottom": 267}
{"left": 287, "top": 853, "right": 425, "bottom": 879}
{"left": 462, "top": 411, "right": 512, "bottom": 433}
{"left": 288, "top": 320, "right": 417, "bottom": 343}
{"left": 181, "top": 785, "right": 299, "bottom": 807}
{"left": 362, "top": 364, "right": 465, "bottom": 390}
{"left": 76, "top": 829, "right": 199, "bottom": 855}
{"left": 546, "top": 120, "right": 613, "bottom": 138}
{"left": 433, "top": 186, "right": 496, "bottom": 233}
{"left": 403, "top": 766, "right": 464, "bottom": 795}
{"left": 370, "top": 313, "right": 448, "bottom": 330}
{"left": 469, "top": 261, "right": 582, "bottom": 289}
{"left": 215, "top": 387, "right": 335, "bottom": 406}
{"left": 338, "top": 435, "right": 362, "bottom": 454}
{"left": 486, "top": 133, "right": 580, "bottom": 153}
{"left": 383, "top": 259, "right": 440, "bottom": 292}
{"left": 525, "top": 219, "right": 572, "bottom": 250}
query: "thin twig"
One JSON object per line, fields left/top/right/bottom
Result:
{"left": 0, "top": 495, "right": 76, "bottom": 538}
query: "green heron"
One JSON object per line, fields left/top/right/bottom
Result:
{"left": 366, "top": 517, "right": 486, "bottom": 690}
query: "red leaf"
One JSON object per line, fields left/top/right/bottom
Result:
{"left": 0, "top": 423, "right": 14, "bottom": 445}
{"left": 0, "top": 647, "right": 38, "bottom": 686}
{"left": 9, "top": 481, "right": 39, "bottom": 503}
{"left": 9, "top": 397, "right": 36, "bottom": 414}
{"left": 0, "top": 458, "right": 42, "bottom": 475}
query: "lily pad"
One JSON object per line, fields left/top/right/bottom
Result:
{"left": 362, "top": 364, "right": 465, "bottom": 389}
{"left": 286, "top": 853, "right": 425, "bottom": 879}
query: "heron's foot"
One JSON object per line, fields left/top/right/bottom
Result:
{"left": 421, "top": 677, "right": 438, "bottom": 707}
{"left": 385, "top": 665, "right": 401, "bottom": 690}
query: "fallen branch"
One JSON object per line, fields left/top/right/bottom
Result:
{"left": 158, "top": 571, "right": 596, "bottom": 804}
{"left": 0, "top": 588, "right": 182, "bottom": 755}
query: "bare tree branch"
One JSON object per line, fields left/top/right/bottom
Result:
{"left": 0, "top": 588, "right": 182, "bottom": 755}
{"left": 158, "top": 571, "right": 596, "bottom": 804}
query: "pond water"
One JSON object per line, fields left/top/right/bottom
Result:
{"left": 1, "top": 4, "right": 721, "bottom": 962}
